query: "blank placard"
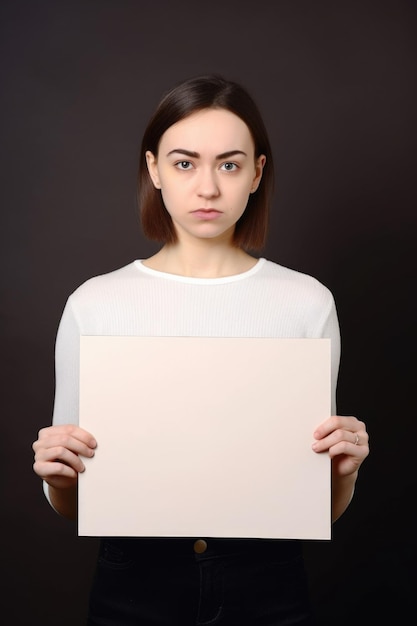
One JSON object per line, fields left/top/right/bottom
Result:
{"left": 79, "top": 336, "right": 331, "bottom": 539}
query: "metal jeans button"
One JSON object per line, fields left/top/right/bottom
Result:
{"left": 193, "top": 539, "right": 208, "bottom": 554}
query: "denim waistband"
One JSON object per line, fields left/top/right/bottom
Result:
{"left": 100, "top": 536, "right": 303, "bottom": 561}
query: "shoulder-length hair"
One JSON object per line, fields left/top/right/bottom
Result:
{"left": 138, "top": 74, "right": 274, "bottom": 251}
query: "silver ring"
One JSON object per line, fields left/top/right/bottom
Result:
{"left": 354, "top": 433, "right": 359, "bottom": 445}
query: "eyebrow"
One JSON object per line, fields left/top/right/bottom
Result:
{"left": 166, "top": 149, "right": 248, "bottom": 159}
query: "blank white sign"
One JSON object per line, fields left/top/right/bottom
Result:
{"left": 78, "top": 336, "right": 331, "bottom": 539}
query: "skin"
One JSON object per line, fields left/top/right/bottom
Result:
{"left": 32, "top": 108, "right": 369, "bottom": 521}
{"left": 145, "top": 108, "right": 265, "bottom": 278}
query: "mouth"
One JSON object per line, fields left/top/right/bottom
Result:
{"left": 191, "top": 209, "right": 223, "bottom": 220}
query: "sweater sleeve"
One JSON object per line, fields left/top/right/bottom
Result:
{"left": 52, "top": 296, "right": 81, "bottom": 426}
{"left": 43, "top": 298, "right": 81, "bottom": 508}
{"left": 315, "top": 291, "right": 341, "bottom": 416}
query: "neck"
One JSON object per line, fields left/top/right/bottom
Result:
{"left": 143, "top": 238, "right": 257, "bottom": 279}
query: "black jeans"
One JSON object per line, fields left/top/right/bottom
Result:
{"left": 87, "top": 537, "right": 315, "bottom": 626}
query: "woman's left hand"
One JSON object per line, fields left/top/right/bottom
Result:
{"left": 312, "top": 415, "right": 369, "bottom": 478}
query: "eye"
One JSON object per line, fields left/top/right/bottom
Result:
{"left": 175, "top": 160, "right": 193, "bottom": 170}
{"left": 220, "top": 162, "right": 238, "bottom": 171}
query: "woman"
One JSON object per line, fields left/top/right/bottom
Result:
{"left": 33, "top": 74, "right": 369, "bottom": 625}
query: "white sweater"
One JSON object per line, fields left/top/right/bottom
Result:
{"left": 52, "top": 257, "right": 340, "bottom": 426}
{"left": 45, "top": 257, "right": 341, "bottom": 507}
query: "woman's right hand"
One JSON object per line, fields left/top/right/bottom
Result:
{"left": 32, "top": 424, "right": 97, "bottom": 490}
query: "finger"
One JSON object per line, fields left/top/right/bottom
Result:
{"left": 314, "top": 416, "right": 366, "bottom": 439}
{"left": 34, "top": 445, "right": 89, "bottom": 472}
{"left": 35, "top": 425, "right": 97, "bottom": 448}
{"left": 33, "top": 458, "right": 79, "bottom": 481}
{"left": 33, "top": 431, "right": 97, "bottom": 458}
{"left": 327, "top": 439, "right": 370, "bottom": 461}
{"left": 312, "top": 427, "right": 368, "bottom": 452}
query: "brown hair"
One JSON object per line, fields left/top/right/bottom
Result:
{"left": 138, "top": 74, "right": 274, "bottom": 251}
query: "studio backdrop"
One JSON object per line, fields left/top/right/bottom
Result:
{"left": 1, "top": 1, "right": 416, "bottom": 624}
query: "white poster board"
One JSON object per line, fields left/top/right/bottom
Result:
{"left": 79, "top": 337, "right": 331, "bottom": 539}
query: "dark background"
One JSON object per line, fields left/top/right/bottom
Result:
{"left": 1, "top": 1, "right": 416, "bottom": 624}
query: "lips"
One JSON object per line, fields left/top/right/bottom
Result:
{"left": 191, "top": 209, "right": 222, "bottom": 220}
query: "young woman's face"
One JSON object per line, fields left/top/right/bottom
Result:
{"left": 146, "top": 108, "right": 265, "bottom": 245}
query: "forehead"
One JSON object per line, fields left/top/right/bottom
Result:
{"left": 159, "top": 108, "right": 254, "bottom": 153}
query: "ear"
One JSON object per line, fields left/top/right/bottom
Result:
{"left": 250, "top": 154, "right": 266, "bottom": 193}
{"left": 145, "top": 150, "right": 161, "bottom": 189}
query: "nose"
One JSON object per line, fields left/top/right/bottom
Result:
{"left": 196, "top": 167, "right": 220, "bottom": 198}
